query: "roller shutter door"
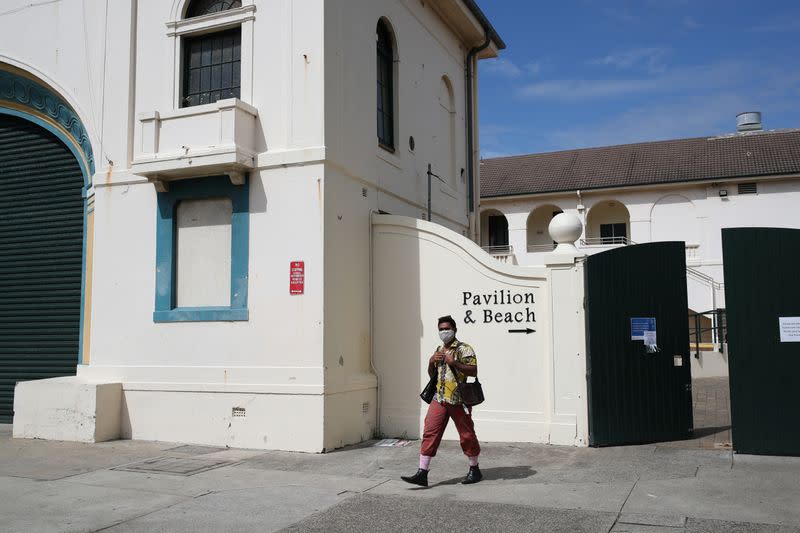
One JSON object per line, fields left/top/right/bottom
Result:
{"left": 0, "top": 114, "right": 84, "bottom": 423}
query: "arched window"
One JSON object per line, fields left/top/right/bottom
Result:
{"left": 376, "top": 20, "right": 395, "bottom": 151}
{"left": 586, "top": 200, "right": 630, "bottom": 245}
{"left": 438, "top": 77, "right": 456, "bottom": 185}
{"left": 182, "top": 0, "right": 243, "bottom": 107}
{"left": 186, "top": 0, "right": 242, "bottom": 18}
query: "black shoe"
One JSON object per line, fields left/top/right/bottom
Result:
{"left": 401, "top": 468, "right": 429, "bottom": 487}
{"left": 462, "top": 465, "right": 482, "bottom": 484}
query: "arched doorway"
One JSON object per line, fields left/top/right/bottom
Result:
{"left": 527, "top": 204, "right": 563, "bottom": 252}
{"left": 586, "top": 200, "right": 630, "bottom": 245}
{"left": 0, "top": 66, "right": 93, "bottom": 423}
{"left": 479, "top": 209, "right": 509, "bottom": 252}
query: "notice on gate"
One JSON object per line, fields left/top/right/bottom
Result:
{"left": 630, "top": 317, "right": 656, "bottom": 341}
{"left": 779, "top": 317, "right": 800, "bottom": 342}
{"left": 290, "top": 261, "right": 305, "bottom": 295}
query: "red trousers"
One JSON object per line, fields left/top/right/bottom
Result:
{"left": 420, "top": 401, "right": 480, "bottom": 457}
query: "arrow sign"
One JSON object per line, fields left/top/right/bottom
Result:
{"left": 508, "top": 328, "right": 535, "bottom": 334}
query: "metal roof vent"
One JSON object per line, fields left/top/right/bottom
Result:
{"left": 736, "top": 112, "right": 762, "bottom": 132}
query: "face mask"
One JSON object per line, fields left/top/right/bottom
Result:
{"left": 439, "top": 329, "right": 455, "bottom": 344}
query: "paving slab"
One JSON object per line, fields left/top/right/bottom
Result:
{"left": 685, "top": 517, "right": 800, "bottom": 533}
{"left": 624, "top": 470, "right": 800, "bottom": 527}
{"left": 0, "top": 434, "right": 175, "bottom": 481}
{"left": 0, "top": 475, "right": 188, "bottom": 533}
{"left": 66, "top": 465, "right": 389, "bottom": 499}
{"left": 103, "top": 485, "right": 350, "bottom": 533}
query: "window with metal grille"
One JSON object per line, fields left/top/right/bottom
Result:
{"left": 182, "top": 27, "right": 241, "bottom": 107}
{"left": 737, "top": 182, "right": 757, "bottom": 195}
{"left": 377, "top": 20, "right": 395, "bottom": 151}
{"left": 186, "top": 0, "right": 242, "bottom": 18}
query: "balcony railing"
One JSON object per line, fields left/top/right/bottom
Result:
{"left": 481, "top": 245, "right": 514, "bottom": 256}
{"left": 580, "top": 236, "right": 634, "bottom": 246}
{"left": 527, "top": 243, "right": 556, "bottom": 253}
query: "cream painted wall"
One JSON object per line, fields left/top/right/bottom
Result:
{"left": 324, "top": 0, "right": 472, "bottom": 229}
{"left": 372, "top": 215, "right": 588, "bottom": 446}
{"left": 483, "top": 175, "right": 800, "bottom": 308}
{"left": 6, "top": 0, "right": 497, "bottom": 452}
{"left": 482, "top": 175, "right": 800, "bottom": 379}
{"left": 320, "top": 0, "right": 495, "bottom": 450}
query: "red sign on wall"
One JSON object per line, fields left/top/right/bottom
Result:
{"left": 290, "top": 261, "right": 305, "bottom": 295}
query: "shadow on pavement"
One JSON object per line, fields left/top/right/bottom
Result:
{"left": 433, "top": 465, "right": 537, "bottom": 486}
{"left": 691, "top": 425, "right": 731, "bottom": 438}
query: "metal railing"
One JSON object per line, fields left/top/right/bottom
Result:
{"left": 580, "top": 236, "right": 635, "bottom": 246}
{"left": 527, "top": 243, "right": 556, "bottom": 253}
{"left": 481, "top": 245, "right": 514, "bottom": 255}
{"left": 686, "top": 267, "right": 724, "bottom": 291}
{"left": 689, "top": 308, "right": 727, "bottom": 357}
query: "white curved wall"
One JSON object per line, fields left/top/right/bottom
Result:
{"left": 372, "top": 215, "right": 588, "bottom": 446}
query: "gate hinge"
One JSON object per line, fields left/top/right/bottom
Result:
{"left": 685, "top": 383, "right": 692, "bottom": 392}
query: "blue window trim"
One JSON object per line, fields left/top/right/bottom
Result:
{"left": 154, "top": 175, "right": 249, "bottom": 322}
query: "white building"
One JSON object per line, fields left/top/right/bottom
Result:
{"left": 479, "top": 114, "right": 800, "bottom": 376}
{"left": 3, "top": 0, "right": 509, "bottom": 452}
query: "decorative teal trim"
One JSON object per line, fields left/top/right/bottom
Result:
{"left": 78, "top": 197, "right": 89, "bottom": 364}
{"left": 154, "top": 175, "right": 250, "bottom": 323}
{"left": 0, "top": 69, "right": 95, "bottom": 177}
{"left": 154, "top": 307, "right": 249, "bottom": 323}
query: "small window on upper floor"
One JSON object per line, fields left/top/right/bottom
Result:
{"left": 376, "top": 20, "right": 396, "bottom": 151}
{"left": 181, "top": 0, "right": 243, "bottom": 107}
{"left": 186, "top": 0, "right": 242, "bottom": 18}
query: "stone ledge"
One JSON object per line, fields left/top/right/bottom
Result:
{"left": 13, "top": 377, "right": 122, "bottom": 443}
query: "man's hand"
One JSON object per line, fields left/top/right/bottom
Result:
{"left": 430, "top": 351, "right": 445, "bottom": 365}
{"left": 443, "top": 351, "right": 456, "bottom": 365}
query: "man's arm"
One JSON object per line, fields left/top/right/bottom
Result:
{"left": 428, "top": 350, "right": 444, "bottom": 378}
{"left": 444, "top": 351, "right": 477, "bottom": 377}
{"left": 450, "top": 360, "right": 477, "bottom": 377}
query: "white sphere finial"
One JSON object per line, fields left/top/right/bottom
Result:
{"left": 548, "top": 213, "right": 583, "bottom": 253}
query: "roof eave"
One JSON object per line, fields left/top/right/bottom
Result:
{"left": 481, "top": 171, "right": 800, "bottom": 199}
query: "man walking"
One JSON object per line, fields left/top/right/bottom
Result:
{"left": 401, "top": 315, "right": 482, "bottom": 487}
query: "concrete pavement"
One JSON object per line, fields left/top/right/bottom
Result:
{"left": 1, "top": 423, "right": 798, "bottom": 532}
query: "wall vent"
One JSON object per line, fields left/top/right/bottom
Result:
{"left": 362, "top": 402, "right": 370, "bottom": 415}
{"left": 738, "top": 183, "right": 757, "bottom": 195}
{"left": 232, "top": 407, "right": 246, "bottom": 418}
{"left": 362, "top": 187, "right": 368, "bottom": 198}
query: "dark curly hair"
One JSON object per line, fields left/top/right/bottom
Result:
{"left": 437, "top": 315, "right": 457, "bottom": 329}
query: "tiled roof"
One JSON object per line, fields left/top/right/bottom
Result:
{"left": 480, "top": 130, "right": 800, "bottom": 198}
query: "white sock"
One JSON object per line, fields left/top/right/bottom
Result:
{"left": 419, "top": 454, "right": 432, "bottom": 470}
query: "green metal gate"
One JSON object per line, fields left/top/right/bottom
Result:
{"left": 585, "top": 242, "right": 693, "bottom": 446}
{"left": 0, "top": 114, "right": 84, "bottom": 423}
{"left": 723, "top": 228, "right": 800, "bottom": 456}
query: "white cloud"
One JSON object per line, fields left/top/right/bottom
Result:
{"left": 483, "top": 58, "right": 523, "bottom": 78}
{"left": 682, "top": 16, "right": 702, "bottom": 30}
{"left": 543, "top": 94, "right": 753, "bottom": 150}
{"left": 516, "top": 61, "right": 752, "bottom": 101}
{"left": 591, "top": 47, "right": 669, "bottom": 73}
{"left": 526, "top": 61, "right": 543, "bottom": 76}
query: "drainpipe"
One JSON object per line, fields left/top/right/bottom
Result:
{"left": 465, "top": 32, "right": 491, "bottom": 242}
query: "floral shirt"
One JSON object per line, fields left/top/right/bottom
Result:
{"left": 432, "top": 340, "right": 477, "bottom": 405}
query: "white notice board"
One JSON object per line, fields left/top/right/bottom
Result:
{"left": 779, "top": 317, "right": 800, "bottom": 343}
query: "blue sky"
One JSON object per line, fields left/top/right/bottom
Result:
{"left": 477, "top": 1, "right": 800, "bottom": 158}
